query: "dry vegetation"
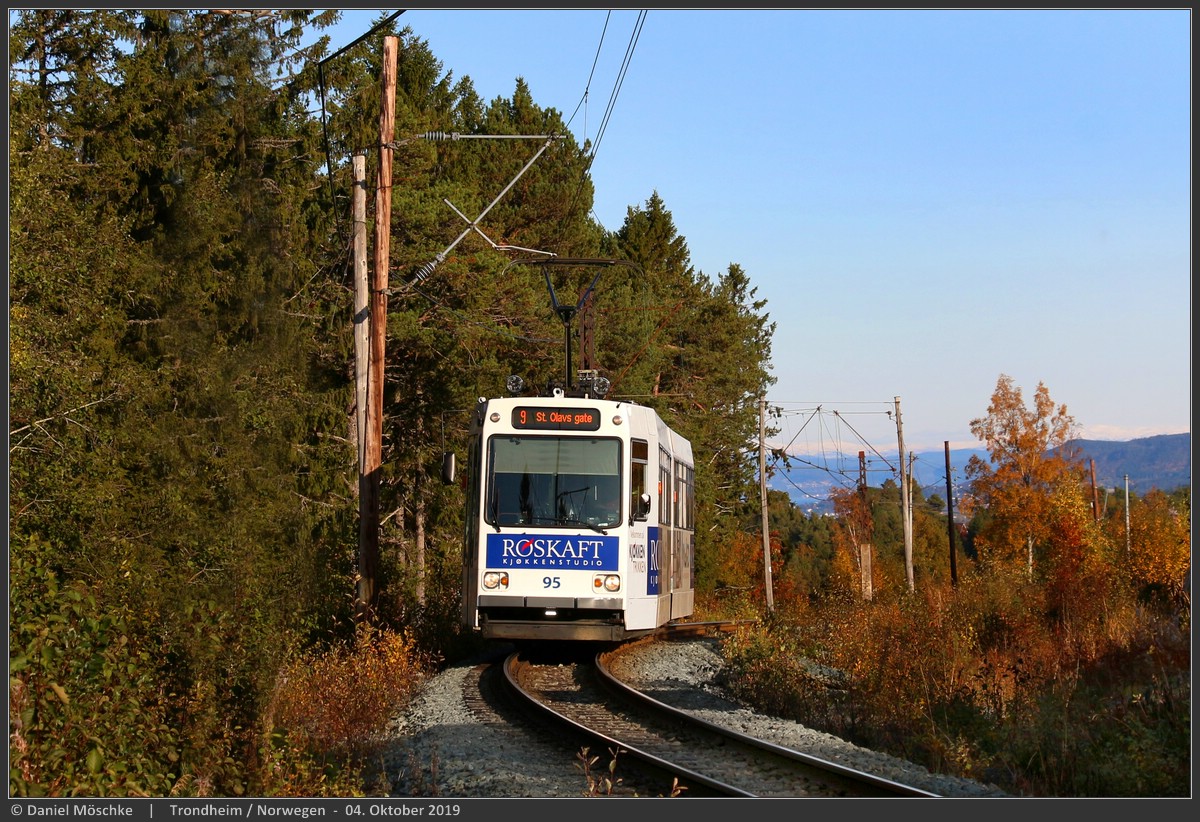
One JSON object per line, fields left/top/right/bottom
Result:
{"left": 701, "top": 549, "right": 1190, "bottom": 797}
{"left": 697, "top": 377, "right": 1190, "bottom": 797}
{"left": 255, "top": 626, "right": 439, "bottom": 796}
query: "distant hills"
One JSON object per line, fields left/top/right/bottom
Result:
{"left": 1053, "top": 433, "right": 1190, "bottom": 494}
{"left": 772, "top": 433, "right": 1190, "bottom": 512}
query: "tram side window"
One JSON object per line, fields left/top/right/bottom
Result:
{"left": 687, "top": 464, "right": 695, "bottom": 530}
{"left": 630, "top": 439, "right": 648, "bottom": 520}
{"left": 676, "top": 462, "right": 695, "bottom": 531}
{"left": 659, "top": 448, "right": 672, "bottom": 527}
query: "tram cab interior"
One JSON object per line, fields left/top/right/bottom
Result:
{"left": 487, "top": 437, "right": 625, "bottom": 530}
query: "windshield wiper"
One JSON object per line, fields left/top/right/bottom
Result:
{"left": 556, "top": 516, "right": 608, "bottom": 535}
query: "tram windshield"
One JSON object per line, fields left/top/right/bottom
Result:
{"left": 487, "top": 436, "right": 622, "bottom": 530}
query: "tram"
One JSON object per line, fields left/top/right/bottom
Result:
{"left": 458, "top": 370, "right": 695, "bottom": 642}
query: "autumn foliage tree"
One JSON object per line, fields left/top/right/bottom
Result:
{"left": 827, "top": 486, "right": 879, "bottom": 600}
{"left": 964, "top": 374, "right": 1082, "bottom": 578}
{"left": 1122, "top": 488, "right": 1191, "bottom": 607}
{"left": 722, "top": 375, "right": 1189, "bottom": 797}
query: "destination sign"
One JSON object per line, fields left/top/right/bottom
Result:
{"left": 512, "top": 406, "right": 601, "bottom": 431}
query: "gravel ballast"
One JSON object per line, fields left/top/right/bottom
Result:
{"left": 382, "top": 637, "right": 1008, "bottom": 798}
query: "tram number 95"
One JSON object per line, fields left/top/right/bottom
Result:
{"left": 542, "top": 576, "right": 561, "bottom": 589}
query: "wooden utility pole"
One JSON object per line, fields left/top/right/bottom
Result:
{"left": 758, "top": 398, "right": 774, "bottom": 613}
{"left": 945, "top": 441, "right": 958, "bottom": 586}
{"left": 907, "top": 450, "right": 916, "bottom": 548}
{"left": 894, "top": 396, "right": 914, "bottom": 592}
{"left": 579, "top": 290, "right": 596, "bottom": 372}
{"left": 358, "top": 34, "right": 398, "bottom": 623}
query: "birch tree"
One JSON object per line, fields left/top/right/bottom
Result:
{"left": 964, "top": 374, "right": 1080, "bottom": 578}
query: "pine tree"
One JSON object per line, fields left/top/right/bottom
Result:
{"left": 606, "top": 194, "right": 776, "bottom": 589}
{"left": 10, "top": 9, "right": 353, "bottom": 795}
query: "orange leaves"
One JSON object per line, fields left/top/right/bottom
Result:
{"left": 704, "top": 528, "right": 764, "bottom": 594}
{"left": 1123, "top": 489, "right": 1190, "bottom": 603}
{"left": 265, "top": 626, "right": 438, "bottom": 761}
{"left": 967, "top": 376, "right": 1083, "bottom": 573}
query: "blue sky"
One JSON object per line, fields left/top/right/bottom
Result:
{"left": 322, "top": 8, "right": 1190, "bottom": 456}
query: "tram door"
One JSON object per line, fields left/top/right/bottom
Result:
{"left": 672, "top": 458, "right": 695, "bottom": 619}
{"left": 657, "top": 446, "right": 674, "bottom": 625}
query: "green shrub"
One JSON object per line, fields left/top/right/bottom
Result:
{"left": 10, "top": 540, "right": 182, "bottom": 797}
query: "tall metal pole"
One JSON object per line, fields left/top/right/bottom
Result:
{"left": 945, "top": 441, "right": 958, "bottom": 586}
{"left": 359, "top": 34, "right": 398, "bottom": 623}
{"left": 352, "top": 150, "right": 373, "bottom": 612}
{"left": 1089, "top": 459, "right": 1100, "bottom": 523}
{"left": 895, "top": 396, "right": 913, "bottom": 592}
{"left": 1124, "top": 474, "right": 1131, "bottom": 556}
{"left": 858, "top": 451, "right": 872, "bottom": 600}
{"left": 759, "top": 398, "right": 774, "bottom": 613}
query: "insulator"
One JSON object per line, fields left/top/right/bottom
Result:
{"left": 421, "top": 131, "right": 459, "bottom": 141}
{"left": 412, "top": 260, "right": 439, "bottom": 282}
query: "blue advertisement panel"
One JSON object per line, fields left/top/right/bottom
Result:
{"left": 486, "top": 533, "right": 619, "bottom": 571}
{"left": 647, "top": 526, "right": 660, "bottom": 595}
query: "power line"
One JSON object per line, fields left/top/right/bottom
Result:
{"left": 590, "top": 10, "right": 646, "bottom": 162}
{"left": 564, "top": 10, "right": 611, "bottom": 136}
{"left": 764, "top": 403, "right": 903, "bottom": 492}
{"left": 562, "top": 10, "right": 648, "bottom": 232}
{"left": 316, "top": 10, "right": 407, "bottom": 238}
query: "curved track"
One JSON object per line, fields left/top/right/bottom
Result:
{"left": 501, "top": 638, "right": 939, "bottom": 798}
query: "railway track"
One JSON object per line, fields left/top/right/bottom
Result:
{"left": 498, "top": 636, "right": 939, "bottom": 798}
{"left": 457, "top": 643, "right": 673, "bottom": 797}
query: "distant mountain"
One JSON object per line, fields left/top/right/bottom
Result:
{"left": 1054, "top": 433, "right": 1190, "bottom": 494}
{"left": 771, "top": 433, "right": 1190, "bottom": 512}
{"left": 770, "top": 446, "right": 987, "bottom": 513}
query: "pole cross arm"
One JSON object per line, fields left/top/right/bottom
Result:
{"left": 395, "top": 133, "right": 565, "bottom": 288}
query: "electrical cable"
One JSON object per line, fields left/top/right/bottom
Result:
{"left": 765, "top": 405, "right": 903, "bottom": 500}
{"left": 590, "top": 10, "right": 646, "bottom": 162}
{"left": 316, "top": 10, "right": 407, "bottom": 246}
{"left": 564, "top": 10, "right": 611, "bottom": 136}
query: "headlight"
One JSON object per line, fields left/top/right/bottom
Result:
{"left": 593, "top": 574, "right": 620, "bottom": 592}
{"left": 483, "top": 572, "right": 509, "bottom": 590}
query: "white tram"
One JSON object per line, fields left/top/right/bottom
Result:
{"left": 459, "top": 372, "right": 695, "bottom": 642}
